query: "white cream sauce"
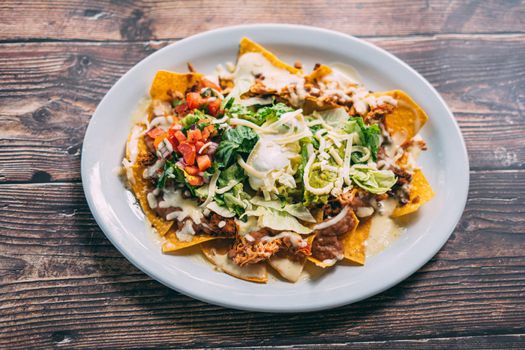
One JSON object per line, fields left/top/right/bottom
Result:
{"left": 235, "top": 216, "right": 259, "bottom": 236}
{"left": 365, "top": 198, "right": 405, "bottom": 257}
{"left": 176, "top": 220, "right": 196, "bottom": 242}
{"left": 328, "top": 62, "right": 363, "bottom": 85}
{"left": 230, "top": 52, "right": 302, "bottom": 99}
{"left": 260, "top": 231, "right": 308, "bottom": 248}
{"left": 160, "top": 189, "right": 203, "bottom": 224}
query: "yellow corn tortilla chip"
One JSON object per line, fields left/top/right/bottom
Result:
{"left": 343, "top": 217, "right": 371, "bottom": 265}
{"left": 201, "top": 242, "right": 268, "bottom": 283}
{"left": 162, "top": 231, "right": 217, "bottom": 252}
{"left": 239, "top": 37, "right": 301, "bottom": 75}
{"left": 305, "top": 64, "right": 332, "bottom": 82}
{"left": 372, "top": 90, "right": 428, "bottom": 142}
{"left": 129, "top": 136, "right": 173, "bottom": 236}
{"left": 302, "top": 65, "right": 339, "bottom": 114}
{"left": 392, "top": 169, "right": 435, "bottom": 217}
{"left": 149, "top": 70, "right": 203, "bottom": 101}
{"left": 307, "top": 210, "right": 361, "bottom": 267}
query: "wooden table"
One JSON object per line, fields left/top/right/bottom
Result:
{"left": 1, "top": 1, "right": 524, "bottom": 349}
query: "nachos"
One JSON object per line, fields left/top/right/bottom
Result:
{"left": 122, "top": 38, "right": 434, "bottom": 283}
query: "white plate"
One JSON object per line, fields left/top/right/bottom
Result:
{"left": 82, "top": 24, "right": 469, "bottom": 312}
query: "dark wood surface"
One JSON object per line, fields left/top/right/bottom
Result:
{"left": 1, "top": 1, "right": 524, "bottom": 349}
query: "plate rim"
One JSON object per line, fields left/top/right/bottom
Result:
{"left": 81, "top": 23, "right": 470, "bottom": 312}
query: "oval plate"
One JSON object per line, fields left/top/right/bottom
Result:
{"left": 82, "top": 24, "right": 469, "bottom": 312}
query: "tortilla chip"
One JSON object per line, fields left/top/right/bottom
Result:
{"left": 239, "top": 37, "right": 301, "bottom": 75}
{"left": 268, "top": 255, "right": 305, "bottom": 282}
{"left": 162, "top": 231, "right": 217, "bottom": 252}
{"left": 392, "top": 169, "right": 435, "bottom": 217}
{"left": 201, "top": 241, "right": 268, "bottom": 283}
{"left": 129, "top": 136, "right": 173, "bottom": 236}
{"left": 305, "top": 64, "right": 332, "bottom": 82}
{"left": 302, "top": 96, "right": 339, "bottom": 115}
{"left": 149, "top": 70, "right": 203, "bottom": 101}
{"left": 372, "top": 90, "right": 428, "bottom": 142}
{"left": 343, "top": 217, "right": 371, "bottom": 265}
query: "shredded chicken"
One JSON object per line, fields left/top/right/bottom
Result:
{"left": 228, "top": 231, "right": 311, "bottom": 266}
{"left": 228, "top": 237, "right": 282, "bottom": 266}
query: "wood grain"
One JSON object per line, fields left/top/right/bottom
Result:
{"left": 1, "top": 0, "right": 525, "bottom": 348}
{"left": 0, "top": 169, "right": 524, "bottom": 349}
{"left": 0, "top": 36, "right": 524, "bottom": 183}
{"left": 0, "top": 0, "right": 524, "bottom": 41}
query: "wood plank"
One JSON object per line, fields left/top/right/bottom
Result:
{"left": 0, "top": 169, "right": 523, "bottom": 348}
{"left": 0, "top": 0, "right": 524, "bottom": 41}
{"left": 0, "top": 36, "right": 523, "bottom": 183}
{"left": 235, "top": 335, "right": 525, "bottom": 350}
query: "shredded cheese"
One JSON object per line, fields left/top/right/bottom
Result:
{"left": 201, "top": 170, "right": 221, "bottom": 208}
{"left": 229, "top": 118, "right": 276, "bottom": 133}
{"left": 314, "top": 206, "right": 349, "bottom": 230}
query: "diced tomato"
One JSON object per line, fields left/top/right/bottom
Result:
{"left": 153, "top": 132, "right": 167, "bottom": 149}
{"left": 187, "top": 175, "right": 204, "bottom": 186}
{"left": 201, "top": 127, "right": 210, "bottom": 141}
{"left": 177, "top": 142, "right": 196, "bottom": 165}
{"left": 184, "top": 165, "right": 200, "bottom": 175}
{"left": 195, "top": 140, "right": 205, "bottom": 153}
{"left": 200, "top": 78, "right": 221, "bottom": 91}
{"left": 186, "top": 92, "right": 204, "bottom": 110}
{"left": 204, "top": 124, "right": 216, "bottom": 138}
{"left": 174, "top": 130, "right": 187, "bottom": 143}
{"left": 147, "top": 127, "right": 164, "bottom": 139}
{"left": 167, "top": 129, "right": 180, "bottom": 148}
{"left": 197, "top": 154, "right": 212, "bottom": 171}
{"left": 174, "top": 102, "right": 189, "bottom": 115}
{"left": 207, "top": 99, "right": 222, "bottom": 117}
{"left": 187, "top": 129, "right": 202, "bottom": 143}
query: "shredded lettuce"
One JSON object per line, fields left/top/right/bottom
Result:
{"left": 316, "top": 108, "right": 349, "bottom": 127}
{"left": 245, "top": 207, "right": 312, "bottom": 234}
{"left": 250, "top": 197, "right": 316, "bottom": 223}
{"left": 206, "top": 201, "right": 235, "bottom": 218}
{"left": 349, "top": 164, "right": 397, "bottom": 194}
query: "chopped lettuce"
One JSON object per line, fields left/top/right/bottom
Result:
{"left": 217, "top": 163, "right": 246, "bottom": 188}
{"left": 349, "top": 164, "right": 397, "bottom": 194}
{"left": 194, "top": 184, "right": 209, "bottom": 199}
{"left": 250, "top": 197, "right": 316, "bottom": 223}
{"left": 180, "top": 110, "right": 209, "bottom": 131}
{"left": 215, "top": 125, "right": 258, "bottom": 169}
{"left": 214, "top": 182, "right": 251, "bottom": 220}
{"left": 226, "top": 102, "right": 294, "bottom": 126}
{"left": 157, "top": 160, "right": 197, "bottom": 195}
{"left": 345, "top": 117, "right": 381, "bottom": 161}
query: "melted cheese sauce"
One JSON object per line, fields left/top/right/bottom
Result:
{"left": 160, "top": 189, "right": 203, "bottom": 224}
{"left": 231, "top": 52, "right": 302, "bottom": 96}
{"left": 365, "top": 198, "right": 405, "bottom": 257}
